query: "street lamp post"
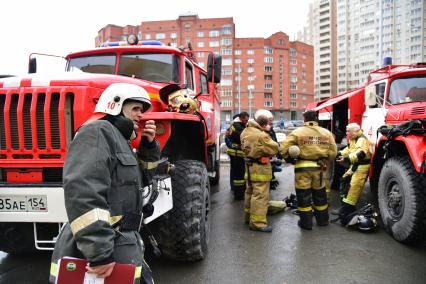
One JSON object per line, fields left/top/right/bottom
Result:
{"left": 237, "top": 62, "right": 241, "bottom": 114}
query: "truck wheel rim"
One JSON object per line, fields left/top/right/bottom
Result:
{"left": 386, "top": 177, "right": 404, "bottom": 221}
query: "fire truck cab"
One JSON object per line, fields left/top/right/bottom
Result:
{"left": 0, "top": 38, "right": 222, "bottom": 260}
{"left": 309, "top": 63, "right": 426, "bottom": 243}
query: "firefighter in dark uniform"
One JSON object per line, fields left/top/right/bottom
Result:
{"left": 280, "top": 110, "right": 337, "bottom": 230}
{"left": 49, "top": 83, "right": 160, "bottom": 284}
{"left": 226, "top": 111, "right": 249, "bottom": 200}
{"left": 241, "top": 112, "right": 279, "bottom": 232}
{"left": 333, "top": 122, "right": 372, "bottom": 225}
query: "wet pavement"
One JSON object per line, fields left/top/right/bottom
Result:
{"left": 1, "top": 163, "right": 426, "bottom": 284}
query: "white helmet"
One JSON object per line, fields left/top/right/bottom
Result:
{"left": 288, "top": 145, "right": 301, "bottom": 158}
{"left": 254, "top": 109, "right": 273, "bottom": 120}
{"left": 94, "top": 83, "right": 151, "bottom": 116}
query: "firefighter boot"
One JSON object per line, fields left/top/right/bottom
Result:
{"left": 298, "top": 211, "right": 313, "bottom": 230}
{"left": 249, "top": 224, "right": 273, "bottom": 233}
{"left": 314, "top": 210, "right": 329, "bottom": 226}
{"left": 337, "top": 202, "right": 356, "bottom": 226}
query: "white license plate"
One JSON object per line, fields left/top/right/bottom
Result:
{"left": 0, "top": 195, "right": 48, "bottom": 212}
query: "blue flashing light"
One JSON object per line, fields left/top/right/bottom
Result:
{"left": 99, "top": 40, "right": 164, "bottom": 48}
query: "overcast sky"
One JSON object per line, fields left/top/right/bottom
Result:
{"left": 0, "top": 0, "right": 310, "bottom": 75}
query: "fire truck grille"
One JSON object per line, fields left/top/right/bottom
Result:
{"left": 411, "top": 107, "right": 425, "bottom": 115}
{"left": 23, "top": 95, "right": 33, "bottom": 149}
{"left": 0, "top": 96, "right": 5, "bottom": 150}
{"left": 10, "top": 94, "right": 19, "bottom": 149}
{"left": 0, "top": 90, "right": 74, "bottom": 157}
{"left": 50, "top": 93, "right": 60, "bottom": 149}
{"left": 36, "top": 94, "right": 47, "bottom": 149}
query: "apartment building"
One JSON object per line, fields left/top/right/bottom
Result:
{"left": 336, "top": 0, "right": 426, "bottom": 92}
{"left": 97, "top": 14, "right": 314, "bottom": 123}
{"left": 298, "top": 0, "right": 337, "bottom": 101}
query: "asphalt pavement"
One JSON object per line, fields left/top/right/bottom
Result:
{"left": 1, "top": 163, "right": 425, "bottom": 284}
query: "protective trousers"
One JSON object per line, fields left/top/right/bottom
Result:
{"left": 230, "top": 155, "right": 246, "bottom": 199}
{"left": 343, "top": 165, "right": 370, "bottom": 205}
{"left": 244, "top": 180, "right": 270, "bottom": 228}
{"left": 295, "top": 170, "right": 329, "bottom": 228}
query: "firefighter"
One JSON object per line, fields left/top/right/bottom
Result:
{"left": 254, "top": 109, "right": 282, "bottom": 190}
{"left": 49, "top": 83, "right": 160, "bottom": 284}
{"left": 333, "top": 123, "right": 372, "bottom": 225}
{"left": 280, "top": 110, "right": 337, "bottom": 230}
{"left": 241, "top": 111, "right": 279, "bottom": 232}
{"left": 226, "top": 111, "right": 250, "bottom": 200}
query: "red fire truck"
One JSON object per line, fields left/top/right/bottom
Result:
{"left": 0, "top": 37, "right": 222, "bottom": 260}
{"left": 307, "top": 63, "right": 426, "bottom": 243}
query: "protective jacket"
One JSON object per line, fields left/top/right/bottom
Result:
{"left": 339, "top": 130, "right": 371, "bottom": 205}
{"left": 241, "top": 120, "right": 279, "bottom": 181}
{"left": 281, "top": 121, "right": 337, "bottom": 166}
{"left": 50, "top": 119, "right": 160, "bottom": 284}
{"left": 226, "top": 119, "right": 246, "bottom": 157}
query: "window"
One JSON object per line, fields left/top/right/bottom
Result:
{"left": 221, "top": 38, "right": 232, "bottom": 46}
{"left": 197, "top": 42, "right": 205, "bottom": 48}
{"left": 184, "top": 23, "right": 191, "bottom": 32}
{"left": 290, "top": 67, "right": 297, "bottom": 73}
{"left": 209, "top": 30, "right": 219, "bottom": 37}
{"left": 248, "top": 66, "right": 254, "bottom": 73}
{"left": 197, "top": 31, "right": 204, "bottom": 38}
{"left": 247, "top": 49, "right": 254, "bottom": 55}
{"left": 198, "top": 62, "right": 205, "bottom": 68}
{"left": 222, "top": 58, "right": 232, "bottom": 66}
{"left": 220, "top": 100, "right": 232, "bottom": 107}
{"left": 264, "top": 66, "right": 273, "bottom": 72}
{"left": 155, "top": 33, "right": 165, "bottom": 39}
{"left": 222, "top": 68, "right": 232, "bottom": 76}
{"left": 264, "top": 101, "right": 273, "bottom": 107}
{"left": 170, "top": 33, "right": 177, "bottom": 39}
{"left": 290, "top": 101, "right": 297, "bottom": 108}
{"left": 290, "top": 48, "right": 297, "bottom": 57}
{"left": 264, "top": 46, "right": 273, "bottom": 54}
{"left": 264, "top": 75, "right": 272, "bottom": 80}
{"left": 221, "top": 25, "right": 232, "bottom": 35}
{"left": 264, "top": 57, "right": 273, "bottom": 63}
{"left": 220, "top": 79, "right": 232, "bottom": 86}
{"left": 185, "top": 61, "right": 194, "bottom": 90}
{"left": 264, "top": 93, "right": 272, "bottom": 99}
{"left": 290, "top": 76, "right": 298, "bottom": 83}
{"left": 277, "top": 39, "right": 284, "bottom": 45}
{"left": 265, "top": 83, "right": 273, "bottom": 89}
{"left": 290, "top": 83, "right": 297, "bottom": 90}
{"left": 221, "top": 48, "right": 232, "bottom": 55}
{"left": 221, "top": 89, "right": 233, "bottom": 96}
{"left": 209, "top": 41, "right": 220, "bottom": 47}
{"left": 290, "top": 93, "right": 297, "bottom": 99}
{"left": 235, "top": 58, "right": 242, "bottom": 64}
{"left": 234, "top": 49, "right": 242, "bottom": 55}
{"left": 199, "top": 73, "right": 208, "bottom": 94}
{"left": 248, "top": 76, "right": 255, "bottom": 81}
{"left": 170, "top": 42, "right": 177, "bottom": 48}
{"left": 290, "top": 59, "right": 297, "bottom": 65}
{"left": 145, "top": 34, "right": 151, "bottom": 40}
{"left": 247, "top": 58, "right": 254, "bottom": 64}
{"left": 196, "top": 52, "right": 204, "bottom": 58}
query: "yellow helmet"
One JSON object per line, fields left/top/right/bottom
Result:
{"left": 160, "top": 84, "right": 198, "bottom": 113}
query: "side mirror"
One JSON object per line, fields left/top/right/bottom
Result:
{"left": 28, "top": 57, "right": 37, "bottom": 73}
{"left": 365, "top": 84, "right": 377, "bottom": 106}
{"left": 207, "top": 53, "right": 222, "bottom": 83}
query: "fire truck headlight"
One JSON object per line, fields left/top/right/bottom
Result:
{"left": 127, "top": 34, "right": 139, "bottom": 45}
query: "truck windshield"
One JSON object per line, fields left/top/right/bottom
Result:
{"left": 118, "top": 53, "right": 177, "bottom": 83}
{"left": 388, "top": 76, "right": 426, "bottom": 104}
{"left": 67, "top": 53, "right": 179, "bottom": 83}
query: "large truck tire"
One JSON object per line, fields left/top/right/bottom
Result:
{"left": 378, "top": 157, "right": 426, "bottom": 243}
{"left": 0, "top": 223, "right": 36, "bottom": 254}
{"left": 158, "top": 160, "right": 210, "bottom": 261}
